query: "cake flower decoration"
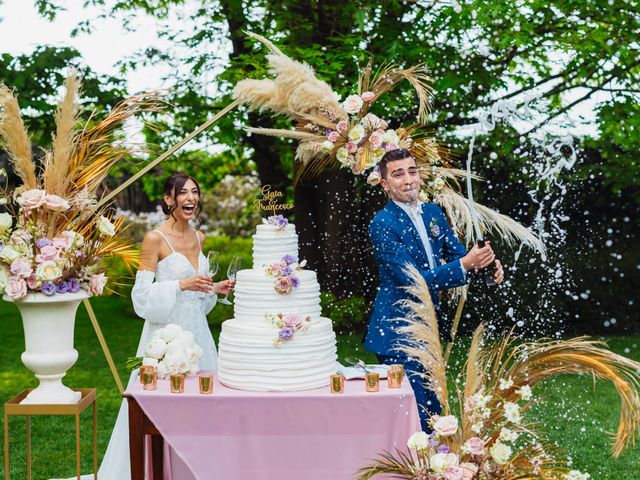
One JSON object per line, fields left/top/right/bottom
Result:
{"left": 265, "top": 255, "right": 306, "bottom": 295}
{"left": 266, "top": 312, "right": 311, "bottom": 346}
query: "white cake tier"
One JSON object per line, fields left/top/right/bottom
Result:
{"left": 217, "top": 317, "right": 338, "bottom": 391}
{"left": 233, "top": 269, "right": 321, "bottom": 320}
{"left": 252, "top": 224, "right": 298, "bottom": 268}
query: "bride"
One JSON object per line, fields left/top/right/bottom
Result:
{"left": 75, "top": 173, "right": 234, "bottom": 480}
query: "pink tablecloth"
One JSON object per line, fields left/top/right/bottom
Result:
{"left": 126, "top": 371, "right": 420, "bottom": 480}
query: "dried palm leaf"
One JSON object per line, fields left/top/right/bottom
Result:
{"left": 396, "top": 265, "right": 449, "bottom": 415}
{"left": 0, "top": 85, "right": 37, "bottom": 189}
{"left": 246, "top": 127, "right": 326, "bottom": 142}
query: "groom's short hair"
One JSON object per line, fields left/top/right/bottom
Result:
{"left": 378, "top": 148, "right": 415, "bottom": 178}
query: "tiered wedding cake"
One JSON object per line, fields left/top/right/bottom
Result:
{"left": 217, "top": 219, "right": 338, "bottom": 391}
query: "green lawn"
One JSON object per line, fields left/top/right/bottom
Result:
{"left": 0, "top": 296, "right": 638, "bottom": 479}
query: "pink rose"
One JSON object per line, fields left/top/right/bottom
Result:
{"left": 342, "top": 94, "right": 364, "bottom": 114}
{"left": 5, "top": 276, "right": 27, "bottom": 300}
{"left": 432, "top": 415, "right": 459, "bottom": 436}
{"left": 274, "top": 276, "right": 292, "bottom": 295}
{"left": 44, "top": 194, "right": 70, "bottom": 212}
{"left": 10, "top": 229, "right": 32, "bottom": 244}
{"left": 52, "top": 237, "right": 73, "bottom": 251}
{"left": 284, "top": 314, "right": 302, "bottom": 328}
{"left": 88, "top": 273, "right": 107, "bottom": 296}
{"left": 462, "top": 437, "right": 485, "bottom": 456}
{"left": 460, "top": 463, "right": 479, "bottom": 480}
{"left": 26, "top": 274, "right": 42, "bottom": 290}
{"left": 367, "top": 169, "right": 381, "bottom": 186}
{"left": 361, "top": 91, "right": 375, "bottom": 102}
{"left": 384, "top": 142, "right": 399, "bottom": 152}
{"left": 16, "top": 189, "right": 46, "bottom": 209}
{"left": 336, "top": 120, "right": 348, "bottom": 133}
{"left": 444, "top": 466, "right": 465, "bottom": 480}
{"left": 40, "top": 245, "right": 59, "bottom": 261}
{"left": 10, "top": 258, "right": 32, "bottom": 279}
{"left": 368, "top": 129, "right": 385, "bottom": 148}
{"left": 327, "top": 131, "right": 340, "bottom": 142}
{"left": 345, "top": 141, "right": 358, "bottom": 154}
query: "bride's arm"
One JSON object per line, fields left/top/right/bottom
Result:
{"left": 131, "top": 231, "right": 181, "bottom": 324}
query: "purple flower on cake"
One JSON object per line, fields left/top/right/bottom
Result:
{"left": 289, "top": 275, "right": 300, "bottom": 288}
{"left": 282, "top": 254, "right": 297, "bottom": 265}
{"left": 278, "top": 327, "right": 294, "bottom": 339}
{"left": 41, "top": 281, "right": 56, "bottom": 296}
{"left": 263, "top": 215, "right": 288, "bottom": 230}
{"left": 282, "top": 266, "right": 292, "bottom": 276}
{"left": 266, "top": 255, "right": 304, "bottom": 295}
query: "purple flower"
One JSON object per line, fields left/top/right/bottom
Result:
{"left": 67, "top": 278, "right": 80, "bottom": 293}
{"left": 268, "top": 215, "right": 288, "bottom": 229}
{"left": 290, "top": 276, "right": 300, "bottom": 288}
{"left": 278, "top": 327, "right": 294, "bottom": 339}
{"left": 428, "top": 435, "right": 440, "bottom": 447}
{"left": 437, "top": 444, "right": 450, "bottom": 454}
{"left": 41, "top": 281, "right": 56, "bottom": 296}
{"left": 282, "top": 255, "right": 297, "bottom": 265}
{"left": 35, "top": 237, "right": 52, "bottom": 249}
{"left": 282, "top": 266, "right": 292, "bottom": 276}
{"left": 56, "top": 281, "right": 70, "bottom": 294}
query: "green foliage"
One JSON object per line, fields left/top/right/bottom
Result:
{"left": 320, "top": 291, "right": 368, "bottom": 333}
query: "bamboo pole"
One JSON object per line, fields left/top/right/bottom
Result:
{"left": 96, "top": 99, "right": 240, "bottom": 209}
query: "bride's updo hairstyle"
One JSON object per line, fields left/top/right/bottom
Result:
{"left": 161, "top": 173, "right": 203, "bottom": 226}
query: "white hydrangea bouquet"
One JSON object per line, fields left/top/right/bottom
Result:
{"left": 0, "top": 73, "right": 159, "bottom": 300}
{"left": 128, "top": 323, "right": 203, "bottom": 379}
{"left": 357, "top": 267, "right": 640, "bottom": 480}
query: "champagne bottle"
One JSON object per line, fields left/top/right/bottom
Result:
{"left": 477, "top": 237, "right": 497, "bottom": 287}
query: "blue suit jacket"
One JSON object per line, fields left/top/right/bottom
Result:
{"left": 365, "top": 200, "right": 468, "bottom": 356}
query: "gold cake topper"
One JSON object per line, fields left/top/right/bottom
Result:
{"left": 254, "top": 184, "right": 293, "bottom": 214}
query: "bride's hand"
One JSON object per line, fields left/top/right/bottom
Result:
{"left": 212, "top": 279, "right": 235, "bottom": 295}
{"left": 179, "top": 276, "right": 213, "bottom": 293}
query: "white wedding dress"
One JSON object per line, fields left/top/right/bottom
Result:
{"left": 58, "top": 231, "right": 217, "bottom": 480}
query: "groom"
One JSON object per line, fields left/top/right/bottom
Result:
{"left": 365, "top": 148, "right": 503, "bottom": 431}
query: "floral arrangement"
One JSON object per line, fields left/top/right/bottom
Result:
{"left": 266, "top": 312, "right": 311, "bottom": 346}
{"left": 0, "top": 73, "right": 159, "bottom": 300}
{"left": 128, "top": 323, "right": 203, "bottom": 379}
{"left": 356, "top": 267, "right": 640, "bottom": 479}
{"left": 265, "top": 254, "right": 306, "bottom": 295}
{"left": 263, "top": 214, "right": 289, "bottom": 230}
{"left": 232, "top": 32, "right": 543, "bottom": 251}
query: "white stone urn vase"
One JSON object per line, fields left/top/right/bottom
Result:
{"left": 4, "top": 290, "right": 90, "bottom": 404}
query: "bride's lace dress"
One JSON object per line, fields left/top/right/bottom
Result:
{"left": 72, "top": 231, "right": 217, "bottom": 480}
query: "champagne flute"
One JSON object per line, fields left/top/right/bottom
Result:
{"left": 218, "top": 255, "right": 242, "bottom": 305}
{"left": 207, "top": 251, "right": 219, "bottom": 279}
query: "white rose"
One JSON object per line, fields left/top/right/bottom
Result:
{"left": 0, "top": 212, "right": 12, "bottom": 231}
{"left": 16, "top": 189, "right": 46, "bottom": 209}
{"left": 0, "top": 266, "right": 8, "bottom": 292}
{"left": 429, "top": 453, "right": 458, "bottom": 474}
{"left": 342, "top": 94, "right": 363, "bottom": 114}
{"left": 156, "top": 361, "right": 169, "bottom": 379}
{"left": 489, "top": 441, "right": 512, "bottom": 465}
{"left": 382, "top": 129, "right": 400, "bottom": 146}
{"left": 321, "top": 140, "right": 334, "bottom": 153}
{"left": 44, "top": 194, "right": 70, "bottom": 212}
{"left": 432, "top": 415, "right": 459, "bottom": 436}
{"left": 406, "top": 431, "right": 429, "bottom": 451}
{"left": 4, "top": 276, "right": 27, "bottom": 300}
{"left": 503, "top": 402, "right": 521, "bottom": 424}
{"left": 163, "top": 351, "right": 190, "bottom": 374}
{"left": 159, "top": 323, "right": 183, "bottom": 343}
{"left": 96, "top": 216, "right": 116, "bottom": 237}
{"left": 35, "top": 260, "right": 62, "bottom": 282}
{"left": 336, "top": 147, "right": 351, "bottom": 167}
{"left": 347, "top": 124, "right": 365, "bottom": 144}
{"left": 145, "top": 337, "right": 167, "bottom": 359}
{"left": 0, "top": 245, "right": 21, "bottom": 263}
{"left": 165, "top": 336, "right": 191, "bottom": 355}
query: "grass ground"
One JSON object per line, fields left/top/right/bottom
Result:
{"left": 0, "top": 296, "right": 638, "bottom": 479}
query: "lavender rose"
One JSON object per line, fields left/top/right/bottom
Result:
{"left": 41, "top": 281, "right": 57, "bottom": 296}
{"left": 289, "top": 275, "right": 300, "bottom": 288}
{"left": 35, "top": 237, "right": 52, "bottom": 249}
{"left": 67, "top": 277, "right": 80, "bottom": 293}
{"left": 282, "top": 254, "right": 297, "bottom": 265}
{"left": 56, "top": 281, "right": 70, "bottom": 294}
{"left": 278, "top": 327, "right": 294, "bottom": 339}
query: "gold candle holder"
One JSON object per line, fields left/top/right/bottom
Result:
{"left": 330, "top": 374, "right": 345, "bottom": 394}
{"left": 389, "top": 364, "right": 405, "bottom": 388}
{"left": 365, "top": 372, "right": 380, "bottom": 392}
{"left": 387, "top": 371, "right": 401, "bottom": 388}
{"left": 139, "top": 365, "right": 156, "bottom": 384}
{"left": 199, "top": 375, "right": 214, "bottom": 394}
{"left": 169, "top": 374, "right": 185, "bottom": 394}
{"left": 142, "top": 371, "right": 157, "bottom": 391}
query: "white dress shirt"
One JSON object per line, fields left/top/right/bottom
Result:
{"left": 394, "top": 200, "right": 466, "bottom": 276}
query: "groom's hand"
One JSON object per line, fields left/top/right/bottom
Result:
{"left": 461, "top": 242, "right": 495, "bottom": 271}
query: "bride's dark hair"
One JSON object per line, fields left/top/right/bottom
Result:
{"left": 161, "top": 173, "right": 203, "bottom": 227}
